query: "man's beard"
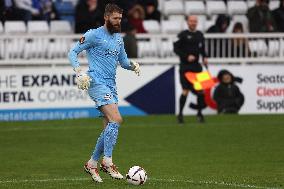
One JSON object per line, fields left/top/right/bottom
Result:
{"left": 106, "top": 20, "right": 121, "bottom": 34}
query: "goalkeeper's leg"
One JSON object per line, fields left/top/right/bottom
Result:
{"left": 91, "top": 117, "right": 108, "bottom": 161}
{"left": 99, "top": 104, "right": 124, "bottom": 179}
{"left": 84, "top": 117, "right": 108, "bottom": 183}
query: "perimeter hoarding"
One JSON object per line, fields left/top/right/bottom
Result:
{"left": 0, "top": 64, "right": 283, "bottom": 121}
{"left": 175, "top": 64, "right": 284, "bottom": 115}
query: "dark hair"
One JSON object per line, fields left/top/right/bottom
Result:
{"left": 216, "top": 14, "right": 230, "bottom": 27}
{"left": 217, "top": 69, "right": 243, "bottom": 84}
{"left": 233, "top": 22, "right": 244, "bottom": 33}
{"left": 104, "top": 3, "right": 123, "bottom": 16}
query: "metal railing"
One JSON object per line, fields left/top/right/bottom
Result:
{"left": 0, "top": 33, "right": 283, "bottom": 66}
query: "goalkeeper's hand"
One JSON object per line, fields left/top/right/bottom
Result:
{"left": 74, "top": 67, "right": 91, "bottom": 90}
{"left": 130, "top": 60, "right": 140, "bottom": 76}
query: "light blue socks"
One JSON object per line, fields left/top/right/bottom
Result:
{"left": 92, "top": 130, "right": 105, "bottom": 161}
{"left": 91, "top": 122, "right": 120, "bottom": 161}
{"left": 104, "top": 122, "right": 120, "bottom": 157}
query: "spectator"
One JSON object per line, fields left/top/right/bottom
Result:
{"left": 247, "top": 0, "right": 276, "bottom": 32}
{"left": 138, "top": 0, "right": 158, "bottom": 8}
{"left": 14, "top": 0, "right": 41, "bottom": 20}
{"left": 41, "top": 0, "right": 59, "bottom": 22}
{"left": 143, "top": 0, "right": 161, "bottom": 22}
{"left": 207, "top": 14, "right": 230, "bottom": 57}
{"left": 229, "top": 22, "right": 250, "bottom": 57}
{"left": 4, "top": 0, "right": 58, "bottom": 22}
{"left": 123, "top": 24, "right": 138, "bottom": 58}
{"left": 6, "top": 0, "right": 35, "bottom": 22}
{"left": 207, "top": 14, "right": 230, "bottom": 33}
{"left": 128, "top": 4, "right": 146, "bottom": 33}
{"left": 214, "top": 70, "right": 244, "bottom": 114}
{"left": 75, "top": 0, "right": 104, "bottom": 33}
{"left": 272, "top": 0, "right": 284, "bottom": 32}
{"left": 1, "top": 0, "right": 13, "bottom": 22}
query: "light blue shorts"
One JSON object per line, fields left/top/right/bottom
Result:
{"left": 88, "top": 82, "right": 118, "bottom": 111}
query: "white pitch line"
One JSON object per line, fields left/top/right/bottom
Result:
{"left": 0, "top": 177, "right": 282, "bottom": 189}
{"left": 0, "top": 177, "right": 89, "bottom": 184}
{"left": 150, "top": 178, "right": 282, "bottom": 189}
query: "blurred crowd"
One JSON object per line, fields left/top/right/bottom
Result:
{"left": 1, "top": 0, "right": 284, "bottom": 34}
{"left": 0, "top": 0, "right": 59, "bottom": 23}
{"left": 207, "top": 0, "right": 284, "bottom": 34}
{"left": 0, "top": 0, "right": 161, "bottom": 33}
{"left": 74, "top": 0, "right": 161, "bottom": 33}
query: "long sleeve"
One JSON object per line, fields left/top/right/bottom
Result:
{"left": 213, "top": 85, "right": 223, "bottom": 105}
{"left": 118, "top": 39, "right": 132, "bottom": 70}
{"left": 68, "top": 30, "right": 96, "bottom": 68}
{"left": 173, "top": 35, "right": 188, "bottom": 60}
{"left": 234, "top": 86, "right": 245, "bottom": 108}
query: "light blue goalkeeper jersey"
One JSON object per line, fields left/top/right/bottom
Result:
{"left": 68, "top": 26, "right": 132, "bottom": 85}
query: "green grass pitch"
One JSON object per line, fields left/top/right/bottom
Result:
{"left": 0, "top": 115, "right": 283, "bottom": 189}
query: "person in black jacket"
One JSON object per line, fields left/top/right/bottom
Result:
{"left": 207, "top": 14, "right": 230, "bottom": 33}
{"left": 174, "top": 15, "right": 208, "bottom": 124}
{"left": 1, "top": 0, "right": 33, "bottom": 23}
{"left": 0, "top": 0, "right": 8, "bottom": 23}
{"left": 75, "top": 0, "right": 104, "bottom": 33}
{"left": 123, "top": 24, "right": 138, "bottom": 58}
{"left": 247, "top": 0, "right": 276, "bottom": 32}
{"left": 207, "top": 14, "right": 230, "bottom": 57}
{"left": 273, "top": 0, "right": 284, "bottom": 32}
{"left": 213, "top": 70, "right": 244, "bottom": 114}
{"left": 143, "top": 1, "right": 161, "bottom": 22}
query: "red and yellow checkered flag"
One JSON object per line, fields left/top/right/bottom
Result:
{"left": 185, "top": 71, "right": 217, "bottom": 91}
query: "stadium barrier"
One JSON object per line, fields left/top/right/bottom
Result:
{"left": 0, "top": 33, "right": 284, "bottom": 65}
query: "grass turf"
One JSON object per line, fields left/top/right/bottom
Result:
{"left": 0, "top": 115, "right": 283, "bottom": 189}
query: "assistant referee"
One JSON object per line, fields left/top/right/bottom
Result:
{"left": 173, "top": 15, "right": 208, "bottom": 124}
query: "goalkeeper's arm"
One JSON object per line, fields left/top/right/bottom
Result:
{"left": 118, "top": 39, "right": 140, "bottom": 76}
{"left": 68, "top": 31, "right": 96, "bottom": 90}
{"left": 118, "top": 55, "right": 140, "bottom": 76}
{"left": 119, "top": 59, "right": 140, "bottom": 76}
{"left": 68, "top": 31, "right": 95, "bottom": 68}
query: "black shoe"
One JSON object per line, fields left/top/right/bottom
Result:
{"left": 177, "top": 114, "right": 184, "bottom": 124}
{"left": 189, "top": 103, "right": 207, "bottom": 110}
{"left": 189, "top": 103, "right": 198, "bottom": 110}
{"left": 197, "top": 113, "right": 205, "bottom": 123}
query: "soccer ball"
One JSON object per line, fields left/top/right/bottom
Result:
{"left": 126, "top": 166, "right": 147, "bottom": 185}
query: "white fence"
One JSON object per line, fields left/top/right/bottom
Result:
{"left": 0, "top": 33, "right": 283, "bottom": 66}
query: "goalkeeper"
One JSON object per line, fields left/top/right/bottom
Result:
{"left": 68, "top": 4, "right": 140, "bottom": 183}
